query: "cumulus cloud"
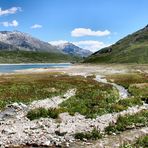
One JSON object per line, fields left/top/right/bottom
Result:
{"left": 73, "top": 40, "right": 110, "bottom": 52}
{"left": 31, "top": 24, "right": 42, "bottom": 29}
{"left": 1, "top": 20, "right": 18, "bottom": 27}
{"left": 49, "top": 40, "right": 110, "bottom": 52}
{"left": 0, "top": 7, "right": 21, "bottom": 16}
{"left": 71, "top": 28, "right": 111, "bottom": 37}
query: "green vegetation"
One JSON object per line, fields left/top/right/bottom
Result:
{"left": 0, "top": 73, "right": 72, "bottom": 109}
{"left": 84, "top": 26, "right": 148, "bottom": 63}
{"left": 0, "top": 51, "right": 81, "bottom": 63}
{"left": 0, "top": 73, "right": 118, "bottom": 112}
{"left": 105, "top": 110, "right": 148, "bottom": 134}
{"left": 120, "top": 135, "right": 148, "bottom": 148}
{"left": 27, "top": 97, "right": 143, "bottom": 120}
{"left": 60, "top": 81, "right": 119, "bottom": 118}
{"left": 75, "top": 128, "right": 102, "bottom": 140}
{"left": 135, "top": 135, "right": 148, "bottom": 147}
{"left": 107, "top": 73, "right": 148, "bottom": 88}
{"left": 0, "top": 72, "right": 146, "bottom": 119}
{"left": 27, "top": 108, "right": 66, "bottom": 120}
{"left": 107, "top": 73, "right": 148, "bottom": 100}
{"left": 110, "top": 97, "right": 143, "bottom": 112}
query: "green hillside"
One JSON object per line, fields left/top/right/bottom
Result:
{"left": 0, "top": 51, "right": 81, "bottom": 63}
{"left": 84, "top": 25, "right": 148, "bottom": 63}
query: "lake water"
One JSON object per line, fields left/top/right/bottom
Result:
{"left": 0, "top": 63, "right": 71, "bottom": 73}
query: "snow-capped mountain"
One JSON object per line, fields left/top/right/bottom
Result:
{"left": 0, "top": 31, "right": 61, "bottom": 53}
{"left": 52, "top": 42, "right": 92, "bottom": 57}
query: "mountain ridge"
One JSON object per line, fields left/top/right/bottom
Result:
{"left": 0, "top": 30, "right": 81, "bottom": 63}
{"left": 52, "top": 42, "right": 92, "bottom": 57}
{"left": 84, "top": 25, "right": 148, "bottom": 63}
{"left": 0, "top": 30, "right": 61, "bottom": 53}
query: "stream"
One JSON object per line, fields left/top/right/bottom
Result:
{"left": 95, "top": 75, "right": 130, "bottom": 99}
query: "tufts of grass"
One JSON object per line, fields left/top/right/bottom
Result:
{"left": 120, "top": 135, "right": 148, "bottom": 148}
{"left": 107, "top": 73, "right": 148, "bottom": 89}
{"left": 135, "top": 135, "right": 148, "bottom": 147}
{"left": 110, "top": 97, "right": 143, "bottom": 113}
{"left": 107, "top": 73, "right": 148, "bottom": 100}
{"left": 27, "top": 107, "right": 66, "bottom": 120}
{"left": 0, "top": 72, "right": 145, "bottom": 120}
{"left": 105, "top": 110, "right": 148, "bottom": 134}
{"left": 75, "top": 128, "right": 102, "bottom": 140}
{"left": 60, "top": 86, "right": 119, "bottom": 118}
{"left": 129, "top": 84, "right": 148, "bottom": 98}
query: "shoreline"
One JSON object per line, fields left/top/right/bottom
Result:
{"left": 0, "top": 63, "right": 147, "bottom": 75}
{"left": 0, "top": 62, "right": 71, "bottom": 65}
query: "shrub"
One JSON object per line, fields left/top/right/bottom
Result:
{"left": 135, "top": 135, "right": 148, "bottom": 147}
{"left": 27, "top": 107, "right": 66, "bottom": 120}
{"left": 75, "top": 128, "right": 102, "bottom": 140}
{"left": 105, "top": 110, "right": 148, "bottom": 134}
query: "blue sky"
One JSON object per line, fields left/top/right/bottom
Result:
{"left": 0, "top": 0, "right": 148, "bottom": 52}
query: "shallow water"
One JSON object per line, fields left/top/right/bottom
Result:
{"left": 95, "top": 75, "right": 130, "bottom": 99}
{"left": 0, "top": 63, "right": 71, "bottom": 73}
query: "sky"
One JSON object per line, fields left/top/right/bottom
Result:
{"left": 0, "top": 0, "right": 148, "bottom": 52}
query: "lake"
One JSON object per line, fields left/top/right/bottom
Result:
{"left": 0, "top": 63, "right": 71, "bottom": 73}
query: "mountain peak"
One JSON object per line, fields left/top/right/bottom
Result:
{"left": 0, "top": 30, "right": 60, "bottom": 53}
{"left": 145, "top": 24, "right": 148, "bottom": 28}
{"left": 51, "top": 42, "right": 92, "bottom": 57}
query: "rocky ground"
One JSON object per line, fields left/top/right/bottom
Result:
{"left": 0, "top": 64, "right": 148, "bottom": 147}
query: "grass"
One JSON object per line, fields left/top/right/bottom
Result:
{"left": 0, "top": 51, "right": 81, "bottom": 63}
{"left": 107, "top": 73, "right": 148, "bottom": 88}
{"left": 60, "top": 81, "right": 119, "bottom": 118}
{"left": 0, "top": 72, "right": 146, "bottom": 119}
{"left": 135, "top": 135, "right": 148, "bottom": 147}
{"left": 0, "top": 73, "right": 72, "bottom": 109}
{"left": 110, "top": 97, "right": 143, "bottom": 112}
{"left": 27, "top": 108, "right": 66, "bottom": 120}
{"left": 105, "top": 110, "right": 148, "bottom": 134}
{"left": 75, "top": 128, "right": 102, "bottom": 140}
{"left": 0, "top": 73, "right": 118, "bottom": 113}
{"left": 106, "top": 73, "right": 148, "bottom": 101}
{"left": 120, "top": 135, "right": 148, "bottom": 148}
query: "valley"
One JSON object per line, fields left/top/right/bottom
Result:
{"left": 0, "top": 1, "right": 148, "bottom": 147}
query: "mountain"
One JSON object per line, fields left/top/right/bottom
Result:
{"left": 84, "top": 25, "right": 148, "bottom": 63}
{"left": 52, "top": 42, "right": 92, "bottom": 57}
{"left": 0, "top": 31, "right": 81, "bottom": 63}
{"left": 0, "top": 31, "right": 61, "bottom": 53}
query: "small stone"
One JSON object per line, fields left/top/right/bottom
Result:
{"left": 44, "top": 140, "right": 51, "bottom": 146}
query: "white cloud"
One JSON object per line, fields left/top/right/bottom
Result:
{"left": 71, "top": 28, "right": 111, "bottom": 37}
{"left": 49, "top": 40, "right": 110, "bottom": 52}
{"left": 73, "top": 40, "right": 110, "bottom": 52}
{"left": 0, "top": 7, "right": 21, "bottom": 16}
{"left": 31, "top": 24, "right": 42, "bottom": 29}
{"left": 1, "top": 20, "right": 18, "bottom": 27}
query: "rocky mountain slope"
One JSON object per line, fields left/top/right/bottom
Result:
{"left": 84, "top": 25, "right": 148, "bottom": 63}
{"left": 0, "top": 31, "right": 81, "bottom": 63}
{"left": 53, "top": 42, "right": 92, "bottom": 57}
{"left": 0, "top": 31, "right": 61, "bottom": 53}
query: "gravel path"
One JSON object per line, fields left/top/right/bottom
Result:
{"left": 28, "top": 89, "right": 76, "bottom": 110}
{"left": 70, "top": 127, "right": 148, "bottom": 148}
